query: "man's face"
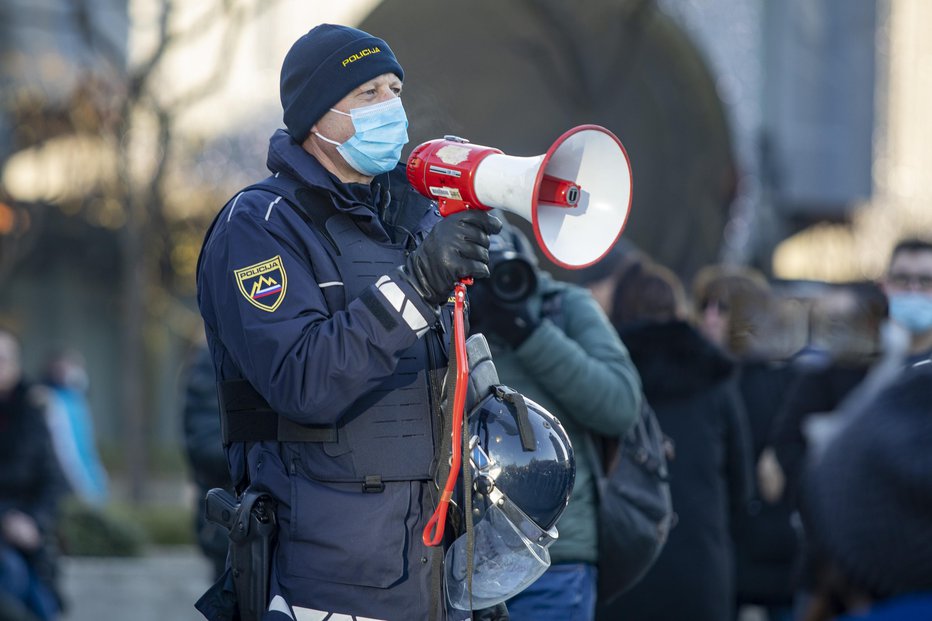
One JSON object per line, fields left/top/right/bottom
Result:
{"left": 883, "top": 249, "right": 932, "bottom": 296}
{"left": 882, "top": 248, "right": 932, "bottom": 342}
{"left": 698, "top": 298, "right": 729, "bottom": 348}
{"left": 305, "top": 72, "right": 403, "bottom": 181}
{"left": 311, "top": 73, "right": 403, "bottom": 145}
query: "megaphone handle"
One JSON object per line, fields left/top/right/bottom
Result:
{"left": 422, "top": 279, "right": 471, "bottom": 547}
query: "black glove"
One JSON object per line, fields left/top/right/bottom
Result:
{"left": 473, "top": 602, "right": 509, "bottom": 621}
{"left": 468, "top": 280, "right": 541, "bottom": 348}
{"left": 399, "top": 210, "right": 503, "bottom": 306}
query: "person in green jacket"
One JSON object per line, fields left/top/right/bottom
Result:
{"left": 467, "top": 220, "right": 643, "bottom": 621}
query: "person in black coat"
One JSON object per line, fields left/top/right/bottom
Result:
{"left": 180, "top": 342, "right": 232, "bottom": 580}
{"left": 693, "top": 264, "right": 806, "bottom": 620}
{"left": 0, "top": 328, "right": 66, "bottom": 621}
{"left": 600, "top": 260, "right": 752, "bottom": 621}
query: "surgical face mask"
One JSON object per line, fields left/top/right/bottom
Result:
{"left": 314, "top": 97, "right": 408, "bottom": 177}
{"left": 888, "top": 292, "right": 932, "bottom": 334}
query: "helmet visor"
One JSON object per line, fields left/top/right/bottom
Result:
{"left": 444, "top": 491, "right": 556, "bottom": 610}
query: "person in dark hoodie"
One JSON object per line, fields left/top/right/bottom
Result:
{"left": 599, "top": 259, "right": 752, "bottom": 621}
{"left": 180, "top": 342, "right": 231, "bottom": 581}
{"left": 196, "top": 23, "right": 503, "bottom": 621}
{"left": 799, "top": 362, "right": 932, "bottom": 621}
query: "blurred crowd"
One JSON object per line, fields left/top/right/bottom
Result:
{"left": 576, "top": 235, "right": 932, "bottom": 621}
{"left": 2, "top": 234, "right": 930, "bottom": 621}
{"left": 462, "top": 228, "right": 932, "bottom": 621}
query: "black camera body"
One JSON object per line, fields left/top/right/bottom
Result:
{"left": 487, "top": 246, "right": 538, "bottom": 304}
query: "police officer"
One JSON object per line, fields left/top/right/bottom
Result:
{"left": 196, "top": 23, "right": 501, "bottom": 621}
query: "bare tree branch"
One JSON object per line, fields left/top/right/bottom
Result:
{"left": 130, "top": 0, "right": 172, "bottom": 98}
{"left": 165, "top": 0, "right": 280, "bottom": 111}
{"left": 70, "top": 0, "right": 127, "bottom": 74}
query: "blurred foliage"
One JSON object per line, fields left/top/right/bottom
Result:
{"left": 57, "top": 499, "right": 147, "bottom": 557}
{"left": 121, "top": 502, "right": 196, "bottom": 547}
{"left": 148, "top": 446, "right": 189, "bottom": 477}
{"left": 97, "top": 444, "right": 189, "bottom": 477}
{"left": 57, "top": 496, "right": 196, "bottom": 556}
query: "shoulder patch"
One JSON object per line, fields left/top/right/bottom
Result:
{"left": 234, "top": 255, "right": 287, "bottom": 312}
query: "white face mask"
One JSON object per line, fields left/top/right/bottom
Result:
{"left": 314, "top": 97, "right": 409, "bottom": 176}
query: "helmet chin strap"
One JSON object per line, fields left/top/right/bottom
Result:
{"left": 423, "top": 278, "right": 472, "bottom": 547}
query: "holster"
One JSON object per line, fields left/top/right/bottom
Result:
{"left": 198, "top": 488, "right": 277, "bottom": 621}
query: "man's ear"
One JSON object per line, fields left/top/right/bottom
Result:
{"left": 301, "top": 128, "right": 318, "bottom": 152}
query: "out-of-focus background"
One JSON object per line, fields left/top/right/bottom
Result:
{"left": 0, "top": 0, "right": 928, "bottom": 619}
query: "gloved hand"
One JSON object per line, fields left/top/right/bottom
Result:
{"left": 473, "top": 602, "right": 509, "bottom": 621}
{"left": 468, "top": 280, "right": 541, "bottom": 348}
{"left": 399, "top": 209, "right": 503, "bottom": 306}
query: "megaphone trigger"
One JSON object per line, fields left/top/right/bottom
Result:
{"left": 406, "top": 124, "right": 632, "bottom": 269}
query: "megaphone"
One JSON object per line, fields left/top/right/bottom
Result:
{"left": 406, "top": 124, "right": 632, "bottom": 269}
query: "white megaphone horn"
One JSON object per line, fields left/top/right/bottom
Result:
{"left": 406, "top": 124, "right": 632, "bottom": 269}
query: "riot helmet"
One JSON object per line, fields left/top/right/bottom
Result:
{"left": 444, "top": 383, "right": 576, "bottom": 611}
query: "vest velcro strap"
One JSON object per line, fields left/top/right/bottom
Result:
{"left": 218, "top": 379, "right": 337, "bottom": 444}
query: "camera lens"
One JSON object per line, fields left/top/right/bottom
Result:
{"left": 490, "top": 258, "right": 537, "bottom": 303}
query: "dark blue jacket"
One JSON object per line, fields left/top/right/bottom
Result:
{"left": 197, "top": 130, "right": 466, "bottom": 621}
{"left": 838, "top": 593, "right": 932, "bottom": 620}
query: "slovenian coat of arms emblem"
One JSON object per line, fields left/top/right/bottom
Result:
{"left": 234, "top": 255, "right": 287, "bottom": 312}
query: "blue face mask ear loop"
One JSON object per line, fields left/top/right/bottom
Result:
{"left": 312, "top": 106, "right": 353, "bottom": 146}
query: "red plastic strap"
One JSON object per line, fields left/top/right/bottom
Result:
{"left": 423, "top": 279, "right": 471, "bottom": 547}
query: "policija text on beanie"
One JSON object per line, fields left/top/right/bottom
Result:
{"left": 280, "top": 24, "right": 405, "bottom": 143}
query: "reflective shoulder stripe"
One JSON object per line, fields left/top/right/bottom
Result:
{"left": 265, "top": 195, "right": 283, "bottom": 221}
{"left": 318, "top": 281, "right": 344, "bottom": 288}
{"left": 226, "top": 192, "right": 245, "bottom": 222}
{"left": 375, "top": 275, "right": 428, "bottom": 336}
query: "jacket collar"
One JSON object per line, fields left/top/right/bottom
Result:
{"left": 266, "top": 129, "right": 391, "bottom": 239}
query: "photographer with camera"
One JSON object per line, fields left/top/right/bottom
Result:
{"left": 467, "top": 220, "right": 643, "bottom": 621}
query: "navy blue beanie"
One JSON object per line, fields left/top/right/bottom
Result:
{"left": 280, "top": 24, "right": 405, "bottom": 143}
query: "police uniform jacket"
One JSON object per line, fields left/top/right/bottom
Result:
{"left": 197, "top": 129, "right": 465, "bottom": 621}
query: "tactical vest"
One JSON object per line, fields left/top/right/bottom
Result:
{"left": 218, "top": 172, "right": 447, "bottom": 486}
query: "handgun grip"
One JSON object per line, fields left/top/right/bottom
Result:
{"left": 205, "top": 487, "right": 238, "bottom": 530}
